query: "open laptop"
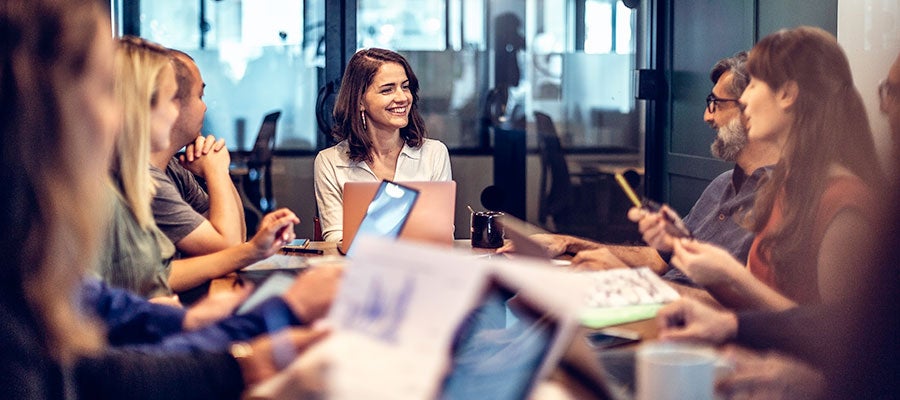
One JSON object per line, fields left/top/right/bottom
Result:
{"left": 342, "top": 180, "right": 456, "bottom": 254}
{"left": 344, "top": 180, "right": 420, "bottom": 257}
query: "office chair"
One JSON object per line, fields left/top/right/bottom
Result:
{"left": 535, "top": 111, "right": 644, "bottom": 243}
{"left": 535, "top": 111, "right": 609, "bottom": 239}
{"left": 243, "top": 111, "right": 281, "bottom": 215}
{"left": 535, "top": 111, "right": 574, "bottom": 230}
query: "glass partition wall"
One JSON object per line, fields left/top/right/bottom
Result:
{"left": 356, "top": 0, "right": 643, "bottom": 152}
{"left": 116, "top": 0, "right": 648, "bottom": 241}
{"left": 128, "top": 0, "right": 324, "bottom": 152}
{"left": 123, "top": 0, "right": 644, "bottom": 153}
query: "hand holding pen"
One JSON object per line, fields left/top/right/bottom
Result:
{"left": 615, "top": 173, "right": 693, "bottom": 253}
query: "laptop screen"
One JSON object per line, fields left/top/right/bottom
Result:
{"left": 346, "top": 180, "right": 420, "bottom": 257}
{"left": 439, "top": 282, "right": 558, "bottom": 400}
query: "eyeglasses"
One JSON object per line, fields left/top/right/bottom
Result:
{"left": 706, "top": 93, "right": 741, "bottom": 113}
{"left": 879, "top": 80, "right": 899, "bottom": 110}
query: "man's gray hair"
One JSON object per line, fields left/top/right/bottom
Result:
{"left": 710, "top": 51, "right": 749, "bottom": 97}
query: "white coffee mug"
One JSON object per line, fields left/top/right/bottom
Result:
{"left": 636, "top": 342, "right": 728, "bottom": 400}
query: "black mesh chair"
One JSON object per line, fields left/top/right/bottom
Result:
{"left": 535, "top": 111, "right": 643, "bottom": 243}
{"left": 242, "top": 111, "right": 281, "bottom": 215}
{"left": 535, "top": 111, "right": 611, "bottom": 239}
{"left": 535, "top": 111, "right": 574, "bottom": 229}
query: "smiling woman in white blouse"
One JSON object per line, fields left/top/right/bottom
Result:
{"left": 315, "top": 48, "right": 452, "bottom": 242}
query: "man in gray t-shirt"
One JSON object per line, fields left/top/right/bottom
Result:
{"left": 149, "top": 159, "right": 209, "bottom": 245}
{"left": 149, "top": 50, "right": 245, "bottom": 256}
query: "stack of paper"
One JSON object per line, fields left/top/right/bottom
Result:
{"left": 576, "top": 267, "right": 680, "bottom": 328}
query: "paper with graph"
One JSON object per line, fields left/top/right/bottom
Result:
{"left": 324, "top": 236, "right": 490, "bottom": 400}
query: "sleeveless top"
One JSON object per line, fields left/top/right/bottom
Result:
{"left": 747, "top": 175, "right": 874, "bottom": 304}
{"left": 96, "top": 184, "right": 175, "bottom": 298}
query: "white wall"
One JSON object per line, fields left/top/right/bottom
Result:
{"left": 838, "top": 0, "right": 900, "bottom": 169}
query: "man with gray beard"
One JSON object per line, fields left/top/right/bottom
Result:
{"left": 645, "top": 51, "right": 779, "bottom": 283}
{"left": 511, "top": 53, "right": 779, "bottom": 284}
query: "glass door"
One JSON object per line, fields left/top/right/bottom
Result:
{"left": 355, "top": 0, "right": 644, "bottom": 154}
{"left": 356, "top": 0, "right": 648, "bottom": 241}
{"left": 125, "top": 0, "right": 325, "bottom": 152}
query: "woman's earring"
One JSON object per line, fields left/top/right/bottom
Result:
{"left": 360, "top": 111, "right": 367, "bottom": 131}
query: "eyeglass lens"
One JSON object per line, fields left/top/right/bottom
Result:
{"left": 707, "top": 94, "right": 739, "bottom": 113}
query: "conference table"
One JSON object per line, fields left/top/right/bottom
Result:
{"left": 210, "top": 240, "right": 712, "bottom": 399}
{"left": 213, "top": 239, "right": 709, "bottom": 337}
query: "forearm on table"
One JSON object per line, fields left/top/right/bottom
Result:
{"left": 669, "top": 281, "right": 721, "bottom": 308}
{"left": 706, "top": 268, "right": 797, "bottom": 312}
{"left": 168, "top": 243, "right": 264, "bottom": 292}
{"left": 120, "top": 297, "right": 303, "bottom": 354}
{"left": 84, "top": 280, "right": 187, "bottom": 345}
{"left": 605, "top": 245, "right": 668, "bottom": 273}
{"left": 559, "top": 235, "right": 601, "bottom": 254}
{"left": 203, "top": 171, "right": 245, "bottom": 244}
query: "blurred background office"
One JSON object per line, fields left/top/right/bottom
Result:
{"left": 110, "top": 0, "right": 897, "bottom": 241}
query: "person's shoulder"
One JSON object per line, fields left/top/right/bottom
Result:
{"left": 823, "top": 173, "right": 873, "bottom": 204}
{"left": 106, "top": 183, "right": 129, "bottom": 209}
{"left": 422, "top": 138, "right": 447, "bottom": 147}
{"left": 165, "top": 157, "right": 187, "bottom": 174}
{"left": 712, "top": 169, "right": 734, "bottom": 181}
{"left": 703, "top": 169, "right": 734, "bottom": 188}
{"left": 421, "top": 138, "right": 449, "bottom": 154}
{"left": 149, "top": 163, "right": 170, "bottom": 181}
{"left": 316, "top": 140, "right": 348, "bottom": 160}
{"left": 160, "top": 157, "right": 195, "bottom": 186}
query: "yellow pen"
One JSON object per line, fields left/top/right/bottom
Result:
{"left": 614, "top": 173, "right": 642, "bottom": 208}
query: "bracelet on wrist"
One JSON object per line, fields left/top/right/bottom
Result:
{"left": 229, "top": 341, "right": 254, "bottom": 361}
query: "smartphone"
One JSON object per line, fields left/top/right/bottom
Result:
{"left": 346, "top": 180, "right": 420, "bottom": 256}
{"left": 281, "top": 238, "right": 310, "bottom": 251}
{"left": 614, "top": 173, "right": 693, "bottom": 238}
{"left": 642, "top": 200, "right": 693, "bottom": 239}
{"left": 235, "top": 272, "right": 295, "bottom": 315}
{"left": 585, "top": 328, "right": 641, "bottom": 350}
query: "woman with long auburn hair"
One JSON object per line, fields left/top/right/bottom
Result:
{"left": 666, "top": 26, "right": 884, "bottom": 310}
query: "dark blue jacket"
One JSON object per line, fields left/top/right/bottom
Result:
{"left": 81, "top": 278, "right": 303, "bottom": 353}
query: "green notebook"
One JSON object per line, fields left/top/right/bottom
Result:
{"left": 580, "top": 303, "right": 665, "bottom": 329}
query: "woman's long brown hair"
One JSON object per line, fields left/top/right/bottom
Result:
{"left": 330, "top": 48, "right": 427, "bottom": 162}
{"left": 747, "top": 26, "right": 884, "bottom": 295}
{"left": 0, "top": 0, "right": 106, "bottom": 363}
